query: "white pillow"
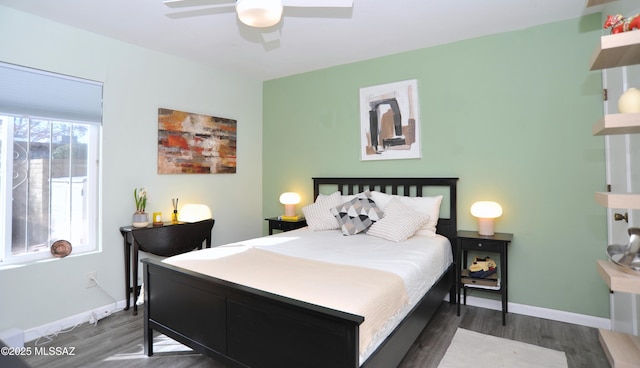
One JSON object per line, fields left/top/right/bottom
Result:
{"left": 370, "top": 191, "right": 443, "bottom": 237}
{"left": 302, "top": 191, "right": 343, "bottom": 231}
{"left": 367, "top": 197, "right": 429, "bottom": 242}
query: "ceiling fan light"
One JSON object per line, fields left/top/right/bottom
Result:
{"left": 236, "top": 0, "right": 283, "bottom": 28}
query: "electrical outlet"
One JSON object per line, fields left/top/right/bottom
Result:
{"left": 86, "top": 271, "right": 97, "bottom": 288}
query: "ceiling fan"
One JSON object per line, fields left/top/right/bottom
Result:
{"left": 164, "top": 0, "right": 354, "bottom": 28}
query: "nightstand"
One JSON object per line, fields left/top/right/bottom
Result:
{"left": 456, "top": 230, "right": 513, "bottom": 325}
{"left": 265, "top": 217, "right": 307, "bottom": 235}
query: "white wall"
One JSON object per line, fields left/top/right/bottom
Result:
{"left": 0, "top": 6, "right": 264, "bottom": 332}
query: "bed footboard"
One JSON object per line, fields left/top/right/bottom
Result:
{"left": 143, "top": 257, "right": 364, "bottom": 368}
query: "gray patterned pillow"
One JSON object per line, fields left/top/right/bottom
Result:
{"left": 330, "top": 191, "right": 383, "bottom": 235}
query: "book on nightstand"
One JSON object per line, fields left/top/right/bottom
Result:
{"left": 461, "top": 269, "right": 500, "bottom": 289}
{"left": 279, "top": 215, "right": 302, "bottom": 221}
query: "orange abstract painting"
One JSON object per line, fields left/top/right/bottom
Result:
{"left": 158, "top": 108, "right": 236, "bottom": 174}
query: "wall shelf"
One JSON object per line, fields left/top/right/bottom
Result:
{"left": 593, "top": 113, "right": 640, "bottom": 135}
{"left": 590, "top": 31, "right": 640, "bottom": 71}
{"left": 597, "top": 260, "right": 640, "bottom": 368}
{"left": 595, "top": 192, "right": 640, "bottom": 209}
{"left": 591, "top": 3, "right": 640, "bottom": 366}
{"left": 599, "top": 329, "right": 640, "bottom": 368}
{"left": 597, "top": 260, "right": 640, "bottom": 295}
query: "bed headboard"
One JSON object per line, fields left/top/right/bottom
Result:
{"left": 312, "top": 177, "right": 458, "bottom": 244}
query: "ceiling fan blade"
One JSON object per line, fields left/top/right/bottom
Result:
{"left": 282, "top": 0, "right": 353, "bottom": 7}
{"left": 164, "top": 0, "right": 233, "bottom": 9}
{"left": 166, "top": 5, "right": 235, "bottom": 19}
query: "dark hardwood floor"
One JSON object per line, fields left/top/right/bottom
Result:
{"left": 18, "top": 303, "right": 610, "bottom": 368}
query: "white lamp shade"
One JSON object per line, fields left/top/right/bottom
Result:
{"left": 470, "top": 201, "right": 503, "bottom": 219}
{"left": 236, "top": 0, "right": 283, "bottom": 28}
{"left": 279, "top": 192, "right": 301, "bottom": 205}
{"left": 178, "top": 204, "right": 212, "bottom": 223}
{"left": 470, "top": 201, "right": 502, "bottom": 236}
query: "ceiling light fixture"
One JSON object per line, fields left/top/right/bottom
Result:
{"left": 236, "top": 0, "right": 284, "bottom": 28}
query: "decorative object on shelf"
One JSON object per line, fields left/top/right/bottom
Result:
{"left": 179, "top": 204, "right": 212, "bottom": 222}
{"left": 470, "top": 201, "right": 503, "bottom": 236}
{"left": 604, "top": 13, "right": 640, "bottom": 34}
{"left": 152, "top": 212, "right": 163, "bottom": 226}
{"left": 618, "top": 88, "right": 640, "bottom": 113}
{"left": 50, "top": 239, "right": 72, "bottom": 258}
{"left": 279, "top": 192, "right": 301, "bottom": 221}
{"left": 171, "top": 198, "right": 179, "bottom": 223}
{"left": 468, "top": 256, "right": 497, "bottom": 278}
{"left": 133, "top": 187, "right": 149, "bottom": 227}
{"left": 607, "top": 227, "right": 640, "bottom": 275}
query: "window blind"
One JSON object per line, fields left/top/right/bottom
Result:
{"left": 0, "top": 62, "right": 103, "bottom": 124}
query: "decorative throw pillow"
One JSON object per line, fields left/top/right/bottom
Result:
{"left": 330, "top": 191, "right": 383, "bottom": 236}
{"left": 302, "top": 191, "right": 343, "bottom": 231}
{"left": 370, "top": 191, "right": 443, "bottom": 237}
{"left": 367, "top": 197, "right": 430, "bottom": 242}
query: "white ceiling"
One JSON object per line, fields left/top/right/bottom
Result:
{"left": 0, "top": 0, "right": 601, "bottom": 81}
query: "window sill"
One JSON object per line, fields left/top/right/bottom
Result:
{"left": 0, "top": 249, "right": 101, "bottom": 271}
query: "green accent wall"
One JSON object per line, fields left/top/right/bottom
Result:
{"left": 263, "top": 14, "right": 609, "bottom": 317}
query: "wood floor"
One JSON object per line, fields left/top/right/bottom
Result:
{"left": 20, "top": 303, "right": 610, "bottom": 368}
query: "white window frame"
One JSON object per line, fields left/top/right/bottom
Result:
{"left": 0, "top": 63, "right": 102, "bottom": 266}
{"left": 0, "top": 115, "right": 101, "bottom": 265}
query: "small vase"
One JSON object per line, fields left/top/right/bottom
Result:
{"left": 132, "top": 212, "right": 149, "bottom": 228}
{"left": 618, "top": 88, "right": 640, "bottom": 113}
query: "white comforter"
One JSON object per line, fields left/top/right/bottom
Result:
{"left": 164, "top": 227, "right": 452, "bottom": 364}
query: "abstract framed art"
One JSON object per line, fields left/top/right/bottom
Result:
{"left": 359, "top": 79, "right": 421, "bottom": 161}
{"left": 158, "top": 108, "right": 237, "bottom": 174}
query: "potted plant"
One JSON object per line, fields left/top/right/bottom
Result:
{"left": 132, "top": 187, "right": 149, "bottom": 227}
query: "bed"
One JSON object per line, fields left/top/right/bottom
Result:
{"left": 141, "top": 177, "right": 458, "bottom": 368}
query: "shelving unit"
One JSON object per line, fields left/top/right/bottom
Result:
{"left": 591, "top": 29, "right": 640, "bottom": 209}
{"left": 589, "top": 2, "right": 640, "bottom": 365}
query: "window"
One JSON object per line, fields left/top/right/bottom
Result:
{"left": 0, "top": 63, "right": 102, "bottom": 264}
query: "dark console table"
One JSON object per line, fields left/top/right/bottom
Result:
{"left": 120, "top": 219, "right": 214, "bottom": 315}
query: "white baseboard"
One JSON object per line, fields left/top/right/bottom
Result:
{"left": 23, "top": 300, "right": 127, "bottom": 343}
{"left": 462, "top": 295, "right": 611, "bottom": 330}
{"left": 22, "top": 296, "right": 611, "bottom": 343}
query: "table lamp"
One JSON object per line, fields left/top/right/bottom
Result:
{"left": 470, "top": 201, "right": 503, "bottom": 236}
{"left": 279, "top": 192, "right": 301, "bottom": 220}
{"left": 179, "top": 204, "right": 212, "bottom": 223}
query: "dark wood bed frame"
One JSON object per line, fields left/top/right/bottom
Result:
{"left": 142, "top": 177, "right": 458, "bottom": 368}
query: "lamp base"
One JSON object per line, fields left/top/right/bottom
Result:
{"left": 477, "top": 218, "right": 495, "bottom": 236}
{"left": 283, "top": 204, "right": 296, "bottom": 217}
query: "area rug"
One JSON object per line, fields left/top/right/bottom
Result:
{"left": 437, "top": 328, "right": 568, "bottom": 368}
